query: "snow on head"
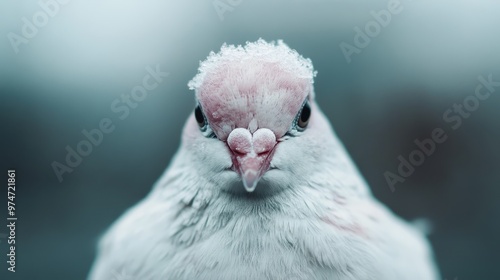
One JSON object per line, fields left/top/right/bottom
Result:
{"left": 188, "top": 39, "right": 316, "bottom": 94}
{"left": 188, "top": 39, "right": 317, "bottom": 140}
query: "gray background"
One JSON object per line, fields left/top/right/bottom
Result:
{"left": 1, "top": 0, "right": 499, "bottom": 279}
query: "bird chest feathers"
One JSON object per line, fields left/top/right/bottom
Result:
{"left": 136, "top": 192, "right": 372, "bottom": 279}
{"left": 88, "top": 39, "right": 439, "bottom": 280}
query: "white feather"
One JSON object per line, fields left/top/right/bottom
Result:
{"left": 88, "top": 40, "right": 440, "bottom": 280}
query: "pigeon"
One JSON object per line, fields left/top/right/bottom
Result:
{"left": 88, "top": 39, "right": 440, "bottom": 280}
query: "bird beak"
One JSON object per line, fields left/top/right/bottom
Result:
{"left": 234, "top": 151, "right": 275, "bottom": 192}
{"left": 227, "top": 128, "right": 277, "bottom": 192}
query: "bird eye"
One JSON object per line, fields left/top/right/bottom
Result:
{"left": 297, "top": 101, "right": 311, "bottom": 129}
{"left": 194, "top": 105, "right": 206, "bottom": 129}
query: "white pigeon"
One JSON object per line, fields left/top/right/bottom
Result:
{"left": 89, "top": 39, "right": 440, "bottom": 280}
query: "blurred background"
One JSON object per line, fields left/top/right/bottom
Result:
{"left": 1, "top": 0, "right": 499, "bottom": 279}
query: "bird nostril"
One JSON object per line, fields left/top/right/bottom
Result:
{"left": 256, "top": 147, "right": 271, "bottom": 155}
{"left": 252, "top": 128, "right": 276, "bottom": 155}
{"left": 227, "top": 128, "right": 253, "bottom": 155}
{"left": 232, "top": 147, "right": 247, "bottom": 156}
{"left": 227, "top": 128, "right": 277, "bottom": 157}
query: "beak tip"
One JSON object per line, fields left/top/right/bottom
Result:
{"left": 242, "top": 170, "right": 260, "bottom": 192}
{"left": 243, "top": 183, "right": 258, "bottom": 193}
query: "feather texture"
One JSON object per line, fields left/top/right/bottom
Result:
{"left": 89, "top": 40, "right": 440, "bottom": 280}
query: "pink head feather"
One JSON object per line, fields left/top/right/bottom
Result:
{"left": 188, "top": 39, "right": 317, "bottom": 140}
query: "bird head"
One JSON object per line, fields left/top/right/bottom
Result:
{"left": 182, "top": 39, "right": 334, "bottom": 196}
